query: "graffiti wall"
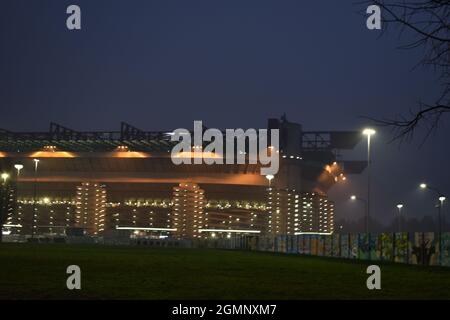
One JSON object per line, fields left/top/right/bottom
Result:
{"left": 235, "top": 233, "right": 450, "bottom": 267}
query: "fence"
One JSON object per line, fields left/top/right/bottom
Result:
{"left": 196, "top": 232, "right": 450, "bottom": 267}
{"left": 7, "top": 231, "right": 450, "bottom": 267}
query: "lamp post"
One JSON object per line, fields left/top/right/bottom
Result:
{"left": 350, "top": 195, "right": 368, "bottom": 226}
{"left": 362, "top": 128, "right": 376, "bottom": 235}
{"left": 1, "top": 173, "right": 9, "bottom": 184}
{"left": 439, "top": 196, "right": 447, "bottom": 232}
{"left": 420, "top": 183, "right": 446, "bottom": 264}
{"left": 0, "top": 173, "right": 10, "bottom": 243}
{"left": 438, "top": 196, "right": 446, "bottom": 232}
{"left": 14, "top": 165, "right": 23, "bottom": 197}
{"left": 31, "top": 159, "right": 40, "bottom": 239}
{"left": 14, "top": 164, "right": 24, "bottom": 237}
{"left": 265, "top": 174, "right": 274, "bottom": 188}
{"left": 438, "top": 196, "right": 446, "bottom": 264}
{"left": 396, "top": 204, "right": 404, "bottom": 233}
{"left": 14, "top": 164, "right": 23, "bottom": 177}
{"left": 350, "top": 194, "right": 370, "bottom": 258}
{"left": 419, "top": 183, "right": 446, "bottom": 233}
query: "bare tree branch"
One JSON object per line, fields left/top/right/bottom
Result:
{"left": 363, "top": 0, "right": 450, "bottom": 143}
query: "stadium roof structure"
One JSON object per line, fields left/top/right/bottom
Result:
{"left": 0, "top": 122, "right": 369, "bottom": 190}
{"left": 0, "top": 122, "right": 176, "bottom": 152}
{"left": 0, "top": 122, "right": 363, "bottom": 153}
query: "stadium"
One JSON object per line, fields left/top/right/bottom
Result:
{"left": 0, "top": 116, "right": 366, "bottom": 240}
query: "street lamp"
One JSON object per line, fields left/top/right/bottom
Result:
{"left": 13, "top": 164, "right": 24, "bottom": 238}
{"left": 33, "top": 159, "right": 40, "bottom": 171}
{"left": 265, "top": 174, "right": 274, "bottom": 188}
{"left": 419, "top": 182, "right": 446, "bottom": 233}
{"left": 31, "top": 159, "right": 40, "bottom": 238}
{"left": 350, "top": 195, "right": 368, "bottom": 230}
{"left": 350, "top": 193, "right": 370, "bottom": 257}
{"left": 419, "top": 182, "right": 445, "bottom": 197}
{"left": 1, "top": 173, "right": 9, "bottom": 184}
{"left": 396, "top": 204, "right": 404, "bottom": 233}
{"left": 419, "top": 182, "right": 447, "bottom": 264}
{"left": 350, "top": 194, "right": 367, "bottom": 205}
{"left": 0, "top": 173, "right": 10, "bottom": 242}
{"left": 362, "top": 128, "right": 376, "bottom": 136}
{"left": 439, "top": 195, "right": 446, "bottom": 231}
{"left": 14, "top": 164, "right": 24, "bottom": 176}
{"left": 362, "top": 128, "right": 376, "bottom": 236}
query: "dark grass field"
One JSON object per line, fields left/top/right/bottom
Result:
{"left": 1, "top": 243, "right": 450, "bottom": 300}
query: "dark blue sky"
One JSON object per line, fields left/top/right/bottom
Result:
{"left": 1, "top": 0, "right": 448, "bottom": 224}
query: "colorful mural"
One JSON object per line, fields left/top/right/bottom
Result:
{"left": 324, "top": 235, "right": 333, "bottom": 257}
{"left": 332, "top": 234, "right": 340, "bottom": 257}
{"left": 441, "top": 233, "right": 450, "bottom": 266}
{"left": 394, "top": 233, "right": 408, "bottom": 263}
{"left": 340, "top": 234, "right": 349, "bottom": 259}
{"left": 349, "top": 234, "right": 359, "bottom": 259}
{"left": 247, "top": 233, "right": 450, "bottom": 267}
{"left": 358, "top": 233, "right": 370, "bottom": 260}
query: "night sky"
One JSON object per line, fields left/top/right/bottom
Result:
{"left": 1, "top": 0, "right": 448, "bottom": 225}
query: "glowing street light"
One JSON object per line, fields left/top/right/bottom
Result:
{"left": 419, "top": 182, "right": 447, "bottom": 264}
{"left": 13, "top": 164, "right": 24, "bottom": 237}
{"left": 14, "top": 164, "right": 24, "bottom": 176}
{"left": 31, "top": 159, "right": 40, "bottom": 239}
{"left": 396, "top": 204, "right": 404, "bottom": 232}
{"left": 33, "top": 159, "right": 40, "bottom": 171}
{"left": 362, "top": 128, "right": 376, "bottom": 242}
{"left": 350, "top": 195, "right": 368, "bottom": 230}
{"left": 1, "top": 173, "right": 9, "bottom": 184}
{"left": 265, "top": 174, "right": 275, "bottom": 188}
{"left": 0, "top": 173, "right": 11, "bottom": 242}
{"left": 350, "top": 195, "right": 367, "bottom": 204}
{"left": 362, "top": 128, "right": 376, "bottom": 136}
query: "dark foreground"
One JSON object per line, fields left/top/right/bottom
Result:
{"left": 0, "top": 243, "right": 449, "bottom": 300}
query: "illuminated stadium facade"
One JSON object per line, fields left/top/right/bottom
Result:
{"left": 0, "top": 117, "right": 366, "bottom": 239}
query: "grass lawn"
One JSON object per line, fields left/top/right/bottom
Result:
{"left": 0, "top": 243, "right": 449, "bottom": 300}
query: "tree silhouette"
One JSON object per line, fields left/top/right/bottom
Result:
{"left": 412, "top": 239, "right": 436, "bottom": 265}
{"left": 365, "top": 0, "right": 450, "bottom": 143}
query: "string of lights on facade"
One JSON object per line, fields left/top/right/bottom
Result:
{"left": 0, "top": 117, "right": 369, "bottom": 240}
